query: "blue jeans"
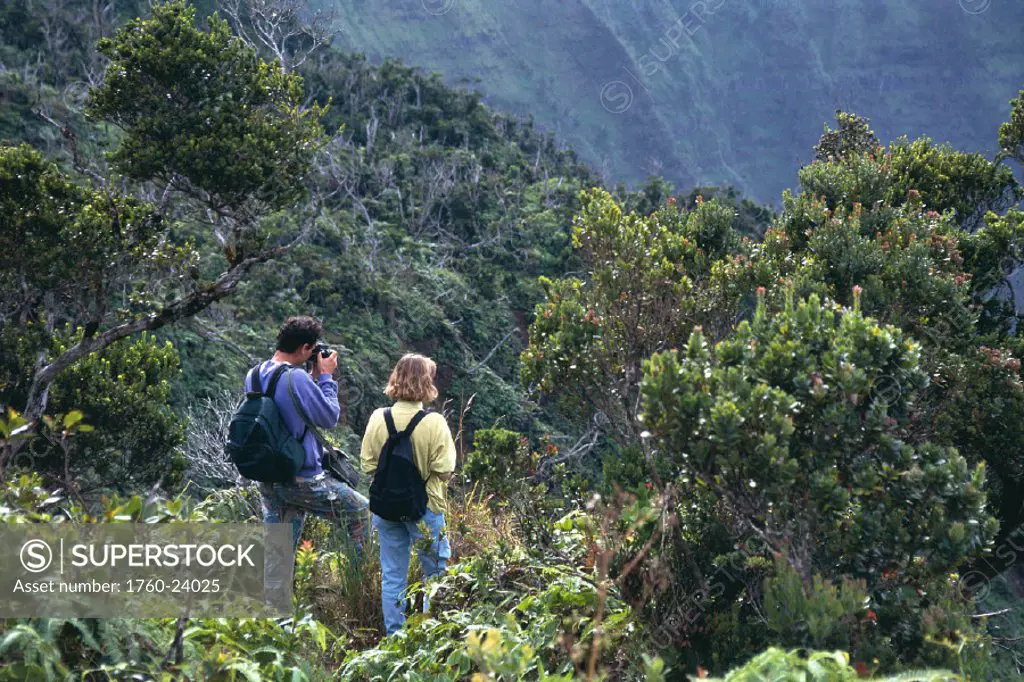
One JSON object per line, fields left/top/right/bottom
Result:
{"left": 373, "top": 509, "right": 451, "bottom": 635}
{"left": 259, "top": 474, "right": 369, "bottom": 606}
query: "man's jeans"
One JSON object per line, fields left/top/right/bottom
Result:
{"left": 260, "top": 473, "right": 369, "bottom": 605}
{"left": 373, "top": 509, "right": 451, "bottom": 635}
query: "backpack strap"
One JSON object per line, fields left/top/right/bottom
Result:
{"left": 247, "top": 361, "right": 289, "bottom": 397}
{"left": 403, "top": 409, "right": 430, "bottom": 436}
{"left": 246, "top": 363, "right": 264, "bottom": 396}
{"left": 383, "top": 407, "right": 398, "bottom": 438}
{"left": 286, "top": 369, "right": 317, "bottom": 445}
{"left": 377, "top": 408, "right": 429, "bottom": 474}
{"left": 383, "top": 407, "right": 430, "bottom": 438}
{"left": 264, "top": 364, "right": 290, "bottom": 398}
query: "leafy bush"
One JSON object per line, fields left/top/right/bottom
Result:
{"left": 704, "top": 647, "right": 958, "bottom": 682}
{"left": 521, "top": 188, "right": 749, "bottom": 445}
{"left": 464, "top": 428, "right": 537, "bottom": 494}
{"left": 640, "top": 291, "right": 995, "bottom": 671}
{"left": 757, "top": 133, "right": 1024, "bottom": 586}
{"left": 339, "top": 545, "right": 648, "bottom": 681}
{"left": 0, "top": 467, "right": 341, "bottom": 681}
{"left": 2, "top": 328, "right": 186, "bottom": 494}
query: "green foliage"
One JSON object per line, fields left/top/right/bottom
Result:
{"left": 677, "top": 186, "right": 774, "bottom": 239}
{"left": 521, "top": 188, "right": 749, "bottom": 442}
{"left": 641, "top": 293, "right": 996, "bottom": 669}
{"left": 0, "top": 144, "right": 166, "bottom": 332}
{"left": 762, "top": 184, "right": 973, "bottom": 340}
{"left": 192, "top": 483, "right": 262, "bottom": 522}
{"left": 339, "top": 546, "right": 646, "bottom": 681}
{"left": 0, "top": 473, "right": 340, "bottom": 681}
{"left": 956, "top": 208, "right": 1024, "bottom": 337}
{"left": 703, "top": 647, "right": 958, "bottom": 682}
{"left": 885, "top": 137, "right": 1020, "bottom": 228}
{"left": 709, "top": 648, "right": 859, "bottom": 682}
{"left": 999, "top": 88, "right": 1024, "bottom": 165}
{"left": 0, "top": 0, "right": 148, "bottom": 86}
{"left": 758, "top": 139, "right": 1024, "bottom": 562}
{"left": 88, "top": 0, "right": 326, "bottom": 215}
{"left": 930, "top": 345, "right": 1024, "bottom": 530}
{"left": 46, "top": 331, "right": 186, "bottom": 492}
{"left": 762, "top": 555, "right": 868, "bottom": 652}
{"left": 464, "top": 428, "right": 536, "bottom": 495}
{"left": 0, "top": 615, "right": 340, "bottom": 681}
{"left": 814, "top": 111, "right": 880, "bottom": 162}
{"left": 2, "top": 320, "right": 185, "bottom": 491}
{"left": 0, "top": 472, "right": 63, "bottom": 522}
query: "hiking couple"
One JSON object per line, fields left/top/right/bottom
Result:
{"left": 228, "top": 316, "right": 455, "bottom": 635}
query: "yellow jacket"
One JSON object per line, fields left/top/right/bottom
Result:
{"left": 360, "top": 400, "right": 457, "bottom": 515}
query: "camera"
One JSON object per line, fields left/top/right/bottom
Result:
{"left": 305, "top": 342, "right": 333, "bottom": 372}
{"left": 313, "top": 342, "right": 332, "bottom": 359}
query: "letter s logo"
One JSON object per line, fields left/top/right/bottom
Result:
{"left": 21, "top": 540, "right": 53, "bottom": 573}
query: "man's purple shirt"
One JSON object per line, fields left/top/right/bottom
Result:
{"left": 245, "top": 359, "right": 340, "bottom": 477}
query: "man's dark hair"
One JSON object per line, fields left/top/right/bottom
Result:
{"left": 276, "top": 316, "right": 323, "bottom": 353}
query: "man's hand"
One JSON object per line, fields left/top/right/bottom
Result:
{"left": 314, "top": 350, "right": 338, "bottom": 377}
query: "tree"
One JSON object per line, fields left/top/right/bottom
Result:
{"left": 5, "top": 0, "right": 325, "bottom": 428}
{"left": 760, "top": 139, "right": 1024, "bottom": 556}
{"left": 520, "top": 189, "right": 749, "bottom": 451}
{"left": 640, "top": 291, "right": 995, "bottom": 670}
{"left": 812, "top": 111, "right": 879, "bottom": 163}
{"left": 88, "top": 0, "right": 325, "bottom": 220}
{"left": 218, "top": 0, "right": 338, "bottom": 74}
{"left": 999, "top": 88, "right": 1024, "bottom": 166}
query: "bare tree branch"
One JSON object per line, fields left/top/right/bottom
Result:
{"left": 21, "top": 244, "right": 289, "bottom": 425}
{"left": 218, "top": 0, "right": 338, "bottom": 73}
{"left": 531, "top": 412, "right": 607, "bottom": 482}
{"left": 467, "top": 328, "right": 519, "bottom": 375}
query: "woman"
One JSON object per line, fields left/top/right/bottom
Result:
{"left": 360, "top": 353, "right": 456, "bottom": 635}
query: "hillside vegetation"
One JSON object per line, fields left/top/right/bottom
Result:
{"left": 2, "top": 0, "right": 1024, "bottom": 680}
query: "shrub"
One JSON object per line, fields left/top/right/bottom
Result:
{"left": 464, "top": 428, "right": 536, "bottom": 493}
{"left": 639, "top": 291, "right": 996, "bottom": 671}
{"left": 338, "top": 544, "right": 649, "bottom": 681}
{"left": 0, "top": 469, "right": 341, "bottom": 681}
{"left": 704, "top": 647, "right": 958, "bottom": 682}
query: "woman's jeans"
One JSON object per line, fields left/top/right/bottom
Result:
{"left": 372, "top": 509, "right": 451, "bottom": 635}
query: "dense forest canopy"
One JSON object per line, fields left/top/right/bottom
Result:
{"left": 1, "top": 0, "right": 1024, "bottom": 680}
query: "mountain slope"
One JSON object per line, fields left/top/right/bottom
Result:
{"left": 328, "top": 0, "right": 1024, "bottom": 202}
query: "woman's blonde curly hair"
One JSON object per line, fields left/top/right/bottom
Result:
{"left": 384, "top": 353, "right": 439, "bottom": 403}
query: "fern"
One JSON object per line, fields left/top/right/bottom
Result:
{"left": 0, "top": 622, "right": 69, "bottom": 681}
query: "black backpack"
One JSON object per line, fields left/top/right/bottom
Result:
{"left": 224, "top": 363, "right": 307, "bottom": 483}
{"left": 369, "top": 407, "right": 430, "bottom": 522}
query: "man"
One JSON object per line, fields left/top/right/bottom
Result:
{"left": 250, "top": 316, "right": 369, "bottom": 557}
